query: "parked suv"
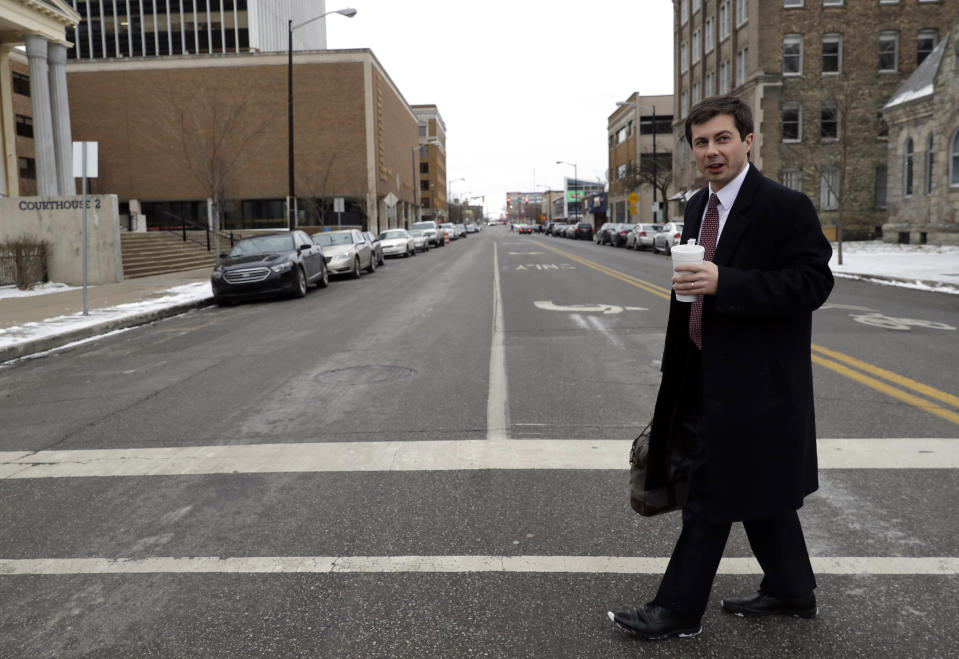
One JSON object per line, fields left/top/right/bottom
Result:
{"left": 574, "top": 222, "right": 594, "bottom": 240}
{"left": 411, "top": 220, "right": 443, "bottom": 247}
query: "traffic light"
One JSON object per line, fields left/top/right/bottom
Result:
{"left": 506, "top": 197, "right": 511, "bottom": 208}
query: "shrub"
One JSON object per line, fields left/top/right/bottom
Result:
{"left": 0, "top": 236, "right": 52, "bottom": 289}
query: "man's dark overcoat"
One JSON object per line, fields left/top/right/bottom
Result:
{"left": 647, "top": 164, "right": 834, "bottom": 522}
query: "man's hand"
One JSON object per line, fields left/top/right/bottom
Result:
{"left": 672, "top": 262, "right": 719, "bottom": 296}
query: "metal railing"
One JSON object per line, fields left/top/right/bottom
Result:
{"left": 150, "top": 209, "right": 236, "bottom": 252}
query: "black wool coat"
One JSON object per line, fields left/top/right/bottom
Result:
{"left": 646, "top": 164, "right": 834, "bottom": 522}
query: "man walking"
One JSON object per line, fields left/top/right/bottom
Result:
{"left": 608, "top": 95, "right": 834, "bottom": 640}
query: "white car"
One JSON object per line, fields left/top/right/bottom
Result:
{"left": 408, "top": 229, "right": 430, "bottom": 252}
{"left": 652, "top": 222, "right": 685, "bottom": 255}
{"left": 411, "top": 220, "right": 443, "bottom": 247}
{"left": 312, "top": 229, "right": 375, "bottom": 277}
{"left": 378, "top": 229, "right": 416, "bottom": 258}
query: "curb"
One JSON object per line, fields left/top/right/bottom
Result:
{"left": 0, "top": 297, "right": 214, "bottom": 364}
{"left": 832, "top": 271, "right": 959, "bottom": 294}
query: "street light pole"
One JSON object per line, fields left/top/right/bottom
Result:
{"left": 287, "top": 7, "right": 357, "bottom": 231}
{"left": 447, "top": 177, "right": 465, "bottom": 221}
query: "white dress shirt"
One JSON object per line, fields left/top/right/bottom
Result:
{"left": 699, "top": 161, "right": 751, "bottom": 246}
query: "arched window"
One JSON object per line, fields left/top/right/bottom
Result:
{"left": 904, "top": 137, "right": 914, "bottom": 197}
{"left": 951, "top": 129, "right": 959, "bottom": 188}
{"left": 926, "top": 134, "right": 934, "bottom": 195}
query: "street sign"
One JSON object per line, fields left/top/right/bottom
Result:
{"left": 627, "top": 192, "right": 639, "bottom": 204}
{"left": 333, "top": 197, "right": 345, "bottom": 213}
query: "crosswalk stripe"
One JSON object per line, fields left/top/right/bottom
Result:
{"left": 1, "top": 555, "right": 956, "bottom": 576}
{"left": 1, "top": 438, "right": 957, "bottom": 479}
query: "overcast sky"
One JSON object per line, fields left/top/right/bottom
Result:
{"left": 327, "top": 0, "right": 675, "bottom": 217}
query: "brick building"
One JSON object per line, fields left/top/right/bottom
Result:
{"left": 411, "top": 104, "right": 447, "bottom": 222}
{"left": 882, "top": 18, "right": 959, "bottom": 245}
{"left": 672, "top": 0, "right": 957, "bottom": 239}
{"left": 607, "top": 92, "right": 673, "bottom": 223}
{"left": 66, "top": 49, "right": 423, "bottom": 233}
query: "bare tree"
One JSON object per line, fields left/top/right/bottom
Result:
{"left": 150, "top": 74, "right": 269, "bottom": 256}
{"left": 621, "top": 153, "right": 673, "bottom": 220}
{"left": 298, "top": 152, "right": 339, "bottom": 226}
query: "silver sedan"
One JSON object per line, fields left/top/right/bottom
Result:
{"left": 378, "top": 229, "right": 416, "bottom": 258}
{"left": 313, "top": 229, "right": 375, "bottom": 277}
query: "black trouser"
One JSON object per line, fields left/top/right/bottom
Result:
{"left": 651, "top": 345, "right": 817, "bottom": 618}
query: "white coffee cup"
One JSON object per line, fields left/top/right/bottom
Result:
{"left": 671, "top": 239, "right": 705, "bottom": 302}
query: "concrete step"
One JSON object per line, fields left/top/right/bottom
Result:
{"left": 120, "top": 232, "right": 217, "bottom": 279}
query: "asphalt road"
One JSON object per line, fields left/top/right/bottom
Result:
{"left": 1, "top": 227, "right": 957, "bottom": 657}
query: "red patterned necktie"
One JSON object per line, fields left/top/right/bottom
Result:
{"left": 688, "top": 193, "right": 720, "bottom": 350}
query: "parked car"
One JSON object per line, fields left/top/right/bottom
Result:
{"left": 595, "top": 222, "right": 616, "bottom": 244}
{"left": 211, "top": 231, "right": 327, "bottom": 305}
{"left": 652, "top": 222, "right": 685, "bottom": 254}
{"left": 466, "top": 223, "right": 479, "bottom": 234}
{"left": 626, "top": 223, "right": 660, "bottom": 250}
{"left": 574, "top": 222, "right": 594, "bottom": 240}
{"left": 412, "top": 220, "right": 443, "bottom": 247}
{"left": 439, "top": 222, "right": 457, "bottom": 241}
{"left": 454, "top": 223, "right": 467, "bottom": 238}
{"left": 516, "top": 223, "right": 533, "bottom": 234}
{"left": 363, "top": 231, "right": 385, "bottom": 267}
{"left": 312, "top": 229, "right": 375, "bottom": 277}
{"left": 379, "top": 229, "right": 416, "bottom": 258}
{"left": 408, "top": 229, "right": 430, "bottom": 252}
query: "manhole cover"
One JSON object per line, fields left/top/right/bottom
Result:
{"left": 317, "top": 365, "right": 415, "bottom": 385}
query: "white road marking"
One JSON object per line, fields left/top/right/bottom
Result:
{"left": 2, "top": 438, "right": 957, "bottom": 479}
{"left": 534, "top": 300, "right": 648, "bottom": 314}
{"left": 487, "top": 242, "right": 509, "bottom": 441}
{"left": 1, "top": 555, "right": 956, "bottom": 576}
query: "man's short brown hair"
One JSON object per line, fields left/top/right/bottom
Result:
{"left": 684, "top": 95, "right": 754, "bottom": 144}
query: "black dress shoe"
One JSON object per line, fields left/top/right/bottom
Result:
{"left": 607, "top": 604, "right": 702, "bottom": 640}
{"left": 721, "top": 592, "right": 817, "bottom": 619}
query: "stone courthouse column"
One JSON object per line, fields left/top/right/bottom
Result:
{"left": 47, "top": 42, "right": 74, "bottom": 195}
{"left": 24, "top": 35, "right": 57, "bottom": 196}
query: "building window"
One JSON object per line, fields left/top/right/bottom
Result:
{"left": 875, "top": 165, "right": 888, "bottom": 209}
{"left": 420, "top": 180, "right": 430, "bottom": 192}
{"left": 950, "top": 129, "right": 959, "bottom": 187}
{"left": 917, "top": 29, "right": 937, "bottom": 67}
{"left": 719, "top": 2, "right": 731, "bottom": 41}
{"left": 904, "top": 137, "right": 914, "bottom": 197}
{"left": 782, "top": 103, "right": 802, "bottom": 142}
{"left": 693, "top": 0, "right": 701, "bottom": 13}
{"left": 420, "top": 163, "right": 429, "bottom": 174}
{"left": 820, "top": 167, "right": 840, "bottom": 210}
{"left": 692, "top": 29, "right": 701, "bottom": 64}
{"left": 719, "top": 60, "right": 731, "bottom": 94}
{"left": 617, "top": 126, "right": 627, "bottom": 144}
{"left": 879, "top": 31, "right": 899, "bottom": 72}
{"left": 418, "top": 125, "right": 427, "bottom": 136}
{"left": 18, "top": 157, "right": 36, "bottom": 179}
{"left": 821, "top": 103, "right": 838, "bottom": 141}
{"left": 784, "top": 0, "right": 803, "bottom": 6}
{"left": 782, "top": 168, "right": 802, "bottom": 192}
{"left": 735, "top": 0, "right": 748, "bottom": 27}
{"left": 422, "top": 196, "right": 431, "bottom": 208}
{"left": 12, "top": 72, "right": 30, "bottom": 96}
{"left": 822, "top": 34, "right": 842, "bottom": 74}
{"left": 879, "top": 0, "right": 900, "bottom": 4}
{"left": 681, "top": 89, "right": 689, "bottom": 118}
{"left": 925, "top": 133, "right": 934, "bottom": 195}
{"left": 823, "top": 0, "right": 843, "bottom": 5}
{"left": 705, "top": 16, "right": 715, "bottom": 53}
{"left": 681, "top": 41, "right": 689, "bottom": 73}
{"left": 736, "top": 47, "right": 748, "bottom": 86}
{"left": 617, "top": 164, "right": 627, "bottom": 179}
{"left": 681, "top": 0, "right": 689, "bottom": 25}
{"left": 15, "top": 115, "right": 33, "bottom": 138}
{"left": 783, "top": 35, "right": 802, "bottom": 76}
{"left": 693, "top": 80, "right": 702, "bottom": 105}
{"left": 705, "top": 71, "right": 715, "bottom": 97}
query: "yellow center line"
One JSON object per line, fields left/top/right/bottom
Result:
{"left": 528, "top": 237, "right": 959, "bottom": 426}
{"left": 812, "top": 344, "right": 959, "bottom": 410}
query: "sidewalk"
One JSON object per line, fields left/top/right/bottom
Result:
{"left": 1, "top": 242, "right": 957, "bottom": 364}
{"left": 0, "top": 268, "right": 213, "bottom": 363}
